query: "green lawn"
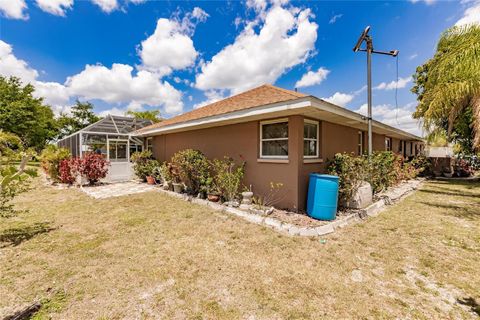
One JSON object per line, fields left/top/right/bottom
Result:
{"left": 1, "top": 178, "right": 479, "bottom": 319}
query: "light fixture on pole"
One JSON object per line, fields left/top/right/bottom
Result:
{"left": 353, "top": 26, "right": 399, "bottom": 156}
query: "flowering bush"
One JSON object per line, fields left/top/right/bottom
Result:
{"left": 58, "top": 159, "right": 76, "bottom": 184}
{"left": 58, "top": 153, "right": 108, "bottom": 185}
{"left": 81, "top": 153, "right": 109, "bottom": 185}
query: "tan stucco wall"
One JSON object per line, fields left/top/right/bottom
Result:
{"left": 152, "top": 116, "right": 303, "bottom": 210}
{"left": 150, "top": 116, "right": 420, "bottom": 211}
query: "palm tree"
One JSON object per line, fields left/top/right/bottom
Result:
{"left": 412, "top": 24, "right": 480, "bottom": 151}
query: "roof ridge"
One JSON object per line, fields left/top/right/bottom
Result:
{"left": 263, "top": 84, "right": 306, "bottom": 98}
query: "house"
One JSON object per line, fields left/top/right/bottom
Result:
{"left": 137, "top": 84, "right": 424, "bottom": 211}
{"left": 57, "top": 115, "right": 153, "bottom": 182}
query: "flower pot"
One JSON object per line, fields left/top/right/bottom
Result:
{"left": 172, "top": 182, "right": 183, "bottom": 193}
{"left": 146, "top": 176, "right": 155, "bottom": 185}
{"left": 207, "top": 194, "right": 220, "bottom": 202}
{"left": 443, "top": 172, "right": 453, "bottom": 178}
{"left": 162, "top": 181, "right": 170, "bottom": 190}
{"left": 241, "top": 191, "right": 254, "bottom": 205}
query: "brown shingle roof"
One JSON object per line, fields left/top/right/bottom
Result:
{"left": 138, "top": 84, "right": 306, "bottom": 133}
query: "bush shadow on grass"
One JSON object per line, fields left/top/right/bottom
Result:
{"left": 0, "top": 222, "right": 55, "bottom": 247}
{"left": 418, "top": 188, "right": 480, "bottom": 198}
{"left": 418, "top": 201, "right": 479, "bottom": 220}
{"left": 457, "top": 297, "right": 480, "bottom": 316}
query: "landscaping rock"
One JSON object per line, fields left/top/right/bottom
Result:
{"left": 287, "top": 225, "right": 301, "bottom": 236}
{"left": 347, "top": 181, "right": 373, "bottom": 209}
{"left": 315, "top": 224, "right": 335, "bottom": 235}
{"left": 264, "top": 217, "right": 282, "bottom": 230}
{"left": 299, "top": 227, "right": 318, "bottom": 237}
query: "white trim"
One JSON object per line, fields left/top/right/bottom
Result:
{"left": 259, "top": 118, "right": 289, "bottom": 159}
{"left": 257, "top": 158, "right": 289, "bottom": 164}
{"left": 303, "top": 119, "right": 319, "bottom": 159}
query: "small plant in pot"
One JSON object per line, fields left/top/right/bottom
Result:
{"left": 144, "top": 159, "right": 160, "bottom": 185}
{"left": 202, "top": 177, "right": 220, "bottom": 202}
{"left": 168, "top": 163, "right": 183, "bottom": 193}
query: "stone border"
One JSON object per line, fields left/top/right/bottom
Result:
{"left": 154, "top": 179, "right": 423, "bottom": 237}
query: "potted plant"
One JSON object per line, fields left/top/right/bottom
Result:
{"left": 203, "top": 177, "right": 220, "bottom": 202}
{"left": 168, "top": 163, "right": 183, "bottom": 193}
{"left": 144, "top": 159, "right": 159, "bottom": 185}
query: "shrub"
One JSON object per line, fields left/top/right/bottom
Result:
{"left": 410, "top": 155, "right": 433, "bottom": 177}
{"left": 327, "top": 153, "right": 368, "bottom": 204}
{"left": 131, "top": 150, "right": 155, "bottom": 181}
{"left": 1, "top": 155, "right": 37, "bottom": 216}
{"left": 159, "top": 162, "right": 172, "bottom": 182}
{"left": 40, "top": 145, "right": 71, "bottom": 182}
{"left": 328, "top": 151, "right": 421, "bottom": 206}
{"left": 58, "top": 154, "right": 109, "bottom": 185}
{"left": 368, "top": 151, "right": 397, "bottom": 193}
{"left": 171, "top": 149, "right": 210, "bottom": 194}
{"left": 211, "top": 157, "right": 245, "bottom": 202}
{"left": 58, "top": 159, "right": 76, "bottom": 184}
{"left": 81, "top": 153, "right": 109, "bottom": 185}
{"left": 454, "top": 158, "right": 474, "bottom": 177}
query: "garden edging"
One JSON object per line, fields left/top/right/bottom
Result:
{"left": 154, "top": 178, "right": 423, "bottom": 237}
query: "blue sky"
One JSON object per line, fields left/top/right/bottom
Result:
{"left": 0, "top": 0, "right": 479, "bottom": 136}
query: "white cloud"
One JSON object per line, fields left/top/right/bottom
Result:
{"left": 329, "top": 13, "right": 343, "bottom": 24}
{"left": 374, "top": 76, "right": 412, "bottom": 91}
{"left": 0, "top": 40, "right": 72, "bottom": 109}
{"left": 90, "top": 0, "right": 117, "bottom": 13}
{"left": 66, "top": 63, "right": 183, "bottom": 114}
{"left": 455, "top": 1, "right": 480, "bottom": 26}
{"left": 355, "top": 102, "right": 422, "bottom": 136}
{"left": 322, "top": 92, "right": 354, "bottom": 107}
{"left": 34, "top": 81, "right": 70, "bottom": 106}
{"left": 295, "top": 67, "right": 330, "bottom": 88}
{"left": 138, "top": 7, "right": 208, "bottom": 76}
{"left": 408, "top": 53, "right": 418, "bottom": 60}
{"left": 0, "top": 38, "right": 185, "bottom": 116}
{"left": 195, "top": 3, "right": 318, "bottom": 94}
{"left": 0, "top": 0, "right": 27, "bottom": 19}
{"left": 35, "top": 0, "right": 73, "bottom": 16}
{"left": 0, "top": 40, "right": 38, "bottom": 84}
{"left": 193, "top": 90, "right": 226, "bottom": 109}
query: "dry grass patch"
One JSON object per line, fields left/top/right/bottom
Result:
{"left": 0, "top": 179, "right": 479, "bottom": 319}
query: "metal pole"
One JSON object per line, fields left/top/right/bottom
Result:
{"left": 366, "top": 36, "right": 373, "bottom": 156}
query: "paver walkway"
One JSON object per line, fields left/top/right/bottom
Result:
{"left": 80, "top": 181, "right": 156, "bottom": 199}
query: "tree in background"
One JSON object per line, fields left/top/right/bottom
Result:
{"left": 56, "top": 100, "right": 100, "bottom": 139}
{"left": 412, "top": 25, "right": 480, "bottom": 154}
{"left": 126, "top": 109, "right": 162, "bottom": 123}
{"left": 0, "top": 76, "right": 58, "bottom": 151}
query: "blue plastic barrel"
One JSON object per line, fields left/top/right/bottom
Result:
{"left": 306, "top": 173, "right": 339, "bottom": 220}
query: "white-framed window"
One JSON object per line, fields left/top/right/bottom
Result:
{"left": 385, "top": 137, "right": 392, "bottom": 151}
{"left": 358, "top": 131, "right": 364, "bottom": 155}
{"left": 260, "top": 118, "right": 289, "bottom": 158}
{"left": 146, "top": 137, "right": 153, "bottom": 151}
{"left": 304, "top": 119, "right": 319, "bottom": 158}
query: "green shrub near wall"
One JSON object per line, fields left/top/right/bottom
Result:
{"left": 328, "top": 151, "right": 425, "bottom": 206}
